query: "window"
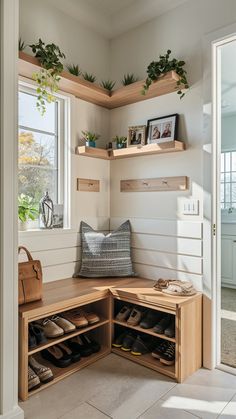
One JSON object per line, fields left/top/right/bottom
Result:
{"left": 221, "top": 151, "right": 236, "bottom": 209}
{"left": 18, "top": 83, "right": 70, "bottom": 228}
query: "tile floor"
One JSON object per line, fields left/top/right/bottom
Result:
{"left": 21, "top": 354, "right": 236, "bottom": 419}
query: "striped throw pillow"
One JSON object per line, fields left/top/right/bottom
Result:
{"left": 75, "top": 220, "right": 135, "bottom": 278}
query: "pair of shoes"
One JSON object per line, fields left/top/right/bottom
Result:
{"left": 28, "top": 356, "right": 53, "bottom": 391}
{"left": 154, "top": 278, "right": 197, "bottom": 296}
{"left": 139, "top": 310, "right": 163, "bottom": 329}
{"left": 67, "top": 334, "right": 101, "bottom": 357}
{"left": 153, "top": 315, "right": 175, "bottom": 338}
{"left": 28, "top": 324, "right": 47, "bottom": 349}
{"left": 152, "top": 341, "right": 175, "bottom": 365}
{"left": 113, "top": 331, "right": 155, "bottom": 356}
{"left": 35, "top": 315, "right": 76, "bottom": 338}
{"left": 62, "top": 310, "right": 100, "bottom": 328}
{"left": 115, "top": 305, "right": 144, "bottom": 326}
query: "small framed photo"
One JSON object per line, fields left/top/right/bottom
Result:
{"left": 128, "top": 125, "right": 146, "bottom": 147}
{"left": 53, "top": 204, "right": 64, "bottom": 229}
{"left": 147, "top": 114, "right": 179, "bottom": 144}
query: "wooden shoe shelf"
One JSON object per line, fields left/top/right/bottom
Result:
{"left": 19, "top": 277, "right": 202, "bottom": 401}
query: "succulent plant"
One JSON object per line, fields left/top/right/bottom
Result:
{"left": 122, "top": 73, "right": 138, "bottom": 86}
{"left": 67, "top": 64, "right": 81, "bottom": 76}
{"left": 100, "top": 79, "right": 116, "bottom": 91}
{"left": 19, "top": 37, "right": 26, "bottom": 51}
{"left": 83, "top": 72, "right": 96, "bottom": 83}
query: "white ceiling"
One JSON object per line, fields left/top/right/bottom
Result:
{"left": 47, "top": 0, "right": 188, "bottom": 39}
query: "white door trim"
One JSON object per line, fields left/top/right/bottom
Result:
{"left": 0, "top": 0, "right": 23, "bottom": 417}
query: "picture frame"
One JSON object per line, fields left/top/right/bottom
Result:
{"left": 53, "top": 204, "right": 64, "bottom": 229}
{"left": 147, "top": 114, "right": 179, "bottom": 144}
{"left": 128, "top": 125, "right": 146, "bottom": 147}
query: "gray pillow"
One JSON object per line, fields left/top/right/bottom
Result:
{"left": 75, "top": 220, "right": 135, "bottom": 278}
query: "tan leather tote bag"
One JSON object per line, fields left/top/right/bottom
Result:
{"left": 18, "top": 246, "right": 43, "bottom": 305}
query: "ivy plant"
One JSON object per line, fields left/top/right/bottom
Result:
{"left": 142, "top": 50, "right": 189, "bottom": 99}
{"left": 29, "top": 39, "right": 65, "bottom": 115}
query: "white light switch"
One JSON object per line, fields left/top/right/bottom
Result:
{"left": 182, "top": 199, "right": 199, "bottom": 215}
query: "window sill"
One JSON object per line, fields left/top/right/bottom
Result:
{"left": 18, "top": 228, "right": 77, "bottom": 237}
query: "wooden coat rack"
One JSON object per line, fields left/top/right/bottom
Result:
{"left": 120, "top": 176, "right": 188, "bottom": 192}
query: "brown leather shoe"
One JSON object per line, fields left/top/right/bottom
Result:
{"left": 84, "top": 312, "right": 100, "bottom": 325}
{"left": 62, "top": 310, "right": 88, "bottom": 328}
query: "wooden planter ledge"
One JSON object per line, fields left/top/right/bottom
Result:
{"left": 19, "top": 52, "right": 184, "bottom": 109}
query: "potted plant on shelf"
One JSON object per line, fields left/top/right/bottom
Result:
{"left": 18, "top": 194, "right": 39, "bottom": 231}
{"left": 114, "top": 136, "right": 127, "bottom": 149}
{"left": 81, "top": 130, "right": 100, "bottom": 148}
{"left": 142, "top": 49, "right": 189, "bottom": 99}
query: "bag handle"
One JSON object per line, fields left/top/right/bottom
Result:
{"left": 18, "top": 246, "right": 33, "bottom": 261}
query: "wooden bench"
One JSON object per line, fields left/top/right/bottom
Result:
{"left": 19, "top": 277, "right": 202, "bottom": 400}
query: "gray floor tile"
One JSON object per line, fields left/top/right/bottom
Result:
{"left": 87, "top": 355, "right": 176, "bottom": 419}
{"left": 59, "top": 402, "right": 110, "bottom": 419}
{"left": 139, "top": 399, "right": 200, "bottom": 419}
{"left": 219, "top": 394, "right": 236, "bottom": 419}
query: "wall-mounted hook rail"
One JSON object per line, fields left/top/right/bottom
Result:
{"left": 77, "top": 178, "right": 100, "bottom": 192}
{"left": 120, "top": 176, "right": 188, "bottom": 192}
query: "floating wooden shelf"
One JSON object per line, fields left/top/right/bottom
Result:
{"left": 76, "top": 141, "right": 185, "bottom": 160}
{"left": 19, "top": 52, "right": 184, "bottom": 109}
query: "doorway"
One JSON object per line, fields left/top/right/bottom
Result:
{"left": 213, "top": 33, "right": 236, "bottom": 372}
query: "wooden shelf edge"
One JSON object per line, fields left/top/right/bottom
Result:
{"left": 28, "top": 318, "right": 109, "bottom": 356}
{"left": 76, "top": 141, "right": 185, "bottom": 161}
{"left": 111, "top": 347, "right": 175, "bottom": 379}
{"left": 19, "top": 52, "right": 184, "bottom": 110}
{"left": 113, "top": 320, "right": 176, "bottom": 343}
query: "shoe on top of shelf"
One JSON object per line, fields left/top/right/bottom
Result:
{"left": 80, "top": 334, "right": 101, "bottom": 353}
{"left": 28, "top": 366, "right": 41, "bottom": 391}
{"left": 41, "top": 345, "right": 72, "bottom": 368}
{"left": 112, "top": 331, "right": 127, "bottom": 348}
{"left": 159, "top": 342, "right": 175, "bottom": 366}
{"left": 29, "top": 324, "right": 47, "bottom": 346}
{"left": 164, "top": 317, "right": 175, "bottom": 338}
{"left": 115, "top": 305, "right": 132, "bottom": 322}
{"left": 153, "top": 315, "right": 171, "bottom": 335}
{"left": 152, "top": 340, "right": 169, "bottom": 359}
{"left": 58, "top": 342, "right": 81, "bottom": 363}
{"left": 83, "top": 311, "right": 100, "bottom": 325}
{"left": 51, "top": 315, "right": 76, "bottom": 333}
{"left": 131, "top": 335, "right": 156, "bottom": 356}
{"left": 35, "top": 319, "right": 64, "bottom": 338}
{"left": 68, "top": 336, "right": 93, "bottom": 357}
{"left": 29, "top": 356, "right": 54, "bottom": 384}
{"left": 127, "top": 307, "right": 144, "bottom": 326}
{"left": 62, "top": 310, "right": 89, "bottom": 328}
{"left": 121, "top": 331, "right": 137, "bottom": 352}
{"left": 139, "top": 310, "right": 163, "bottom": 329}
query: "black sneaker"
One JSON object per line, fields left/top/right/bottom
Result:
{"left": 121, "top": 331, "right": 136, "bottom": 352}
{"left": 152, "top": 340, "right": 169, "bottom": 359}
{"left": 30, "top": 324, "right": 47, "bottom": 346}
{"left": 131, "top": 335, "right": 155, "bottom": 356}
{"left": 153, "top": 315, "right": 171, "bottom": 334}
{"left": 28, "top": 329, "right": 37, "bottom": 350}
{"left": 160, "top": 342, "right": 175, "bottom": 365}
{"left": 164, "top": 317, "right": 175, "bottom": 338}
{"left": 112, "top": 331, "right": 127, "bottom": 348}
{"left": 80, "top": 334, "right": 101, "bottom": 353}
{"left": 139, "top": 310, "right": 162, "bottom": 329}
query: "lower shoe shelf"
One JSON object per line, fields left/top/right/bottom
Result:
{"left": 111, "top": 347, "right": 175, "bottom": 380}
{"left": 29, "top": 346, "right": 110, "bottom": 397}
{"left": 112, "top": 320, "right": 176, "bottom": 343}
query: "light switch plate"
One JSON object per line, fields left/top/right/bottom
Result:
{"left": 182, "top": 199, "right": 199, "bottom": 215}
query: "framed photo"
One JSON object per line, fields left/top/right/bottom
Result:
{"left": 147, "top": 114, "right": 179, "bottom": 144}
{"left": 128, "top": 125, "right": 146, "bottom": 147}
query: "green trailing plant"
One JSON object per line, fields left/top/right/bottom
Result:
{"left": 18, "top": 194, "right": 38, "bottom": 223}
{"left": 81, "top": 130, "right": 100, "bottom": 142}
{"left": 122, "top": 73, "right": 138, "bottom": 86}
{"left": 100, "top": 79, "right": 116, "bottom": 91}
{"left": 142, "top": 49, "right": 189, "bottom": 99}
{"left": 67, "top": 63, "right": 81, "bottom": 76}
{"left": 29, "top": 39, "right": 65, "bottom": 115}
{"left": 19, "top": 37, "right": 26, "bottom": 51}
{"left": 83, "top": 72, "right": 96, "bottom": 83}
{"left": 114, "top": 135, "right": 127, "bottom": 145}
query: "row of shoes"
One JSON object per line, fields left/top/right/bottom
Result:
{"left": 29, "top": 310, "right": 100, "bottom": 348}
{"left": 115, "top": 305, "right": 175, "bottom": 338}
{"left": 41, "top": 334, "right": 101, "bottom": 368}
{"left": 112, "top": 330, "right": 175, "bottom": 365}
{"left": 28, "top": 356, "right": 54, "bottom": 391}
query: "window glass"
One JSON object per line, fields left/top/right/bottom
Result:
{"left": 19, "top": 91, "right": 56, "bottom": 133}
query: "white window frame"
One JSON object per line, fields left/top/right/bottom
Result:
{"left": 18, "top": 80, "right": 71, "bottom": 230}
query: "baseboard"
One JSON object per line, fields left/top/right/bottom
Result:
{"left": 0, "top": 406, "right": 24, "bottom": 419}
